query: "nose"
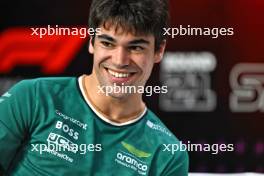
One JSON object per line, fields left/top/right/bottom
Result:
{"left": 112, "top": 47, "right": 130, "bottom": 68}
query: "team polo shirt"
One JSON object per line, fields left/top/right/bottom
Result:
{"left": 0, "top": 76, "right": 188, "bottom": 176}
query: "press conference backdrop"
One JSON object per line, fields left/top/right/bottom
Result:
{"left": 0, "top": 0, "right": 263, "bottom": 174}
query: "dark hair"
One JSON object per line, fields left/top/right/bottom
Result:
{"left": 88, "top": 0, "right": 169, "bottom": 51}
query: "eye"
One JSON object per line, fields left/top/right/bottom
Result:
{"left": 101, "top": 41, "right": 114, "bottom": 48}
{"left": 129, "top": 45, "right": 144, "bottom": 52}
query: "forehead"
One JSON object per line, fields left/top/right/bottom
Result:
{"left": 96, "top": 22, "right": 155, "bottom": 43}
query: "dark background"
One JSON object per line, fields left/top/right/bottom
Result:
{"left": 1, "top": 0, "right": 263, "bottom": 173}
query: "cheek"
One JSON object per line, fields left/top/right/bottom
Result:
{"left": 140, "top": 53, "right": 155, "bottom": 68}
{"left": 93, "top": 54, "right": 99, "bottom": 67}
{"left": 93, "top": 51, "right": 104, "bottom": 67}
{"left": 134, "top": 56, "right": 155, "bottom": 77}
{"left": 92, "top": 44, "right": 103, "bottom": 64}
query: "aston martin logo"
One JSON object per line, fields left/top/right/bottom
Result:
{"left": 121, "top": 141, "right": 151, "bottom": 158}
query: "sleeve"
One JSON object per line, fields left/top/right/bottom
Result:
{"left": 0, "top": 80, "right": 37, "bottom": 172}
{"left": 162, "top": 149, "right": 189, "bottom": 176}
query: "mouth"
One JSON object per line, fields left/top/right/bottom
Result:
{"left": 104, "top": 67, "right": 137, "bottom": 83}
{"left": 108, "top": 69, "right": 131, "bottom": 78}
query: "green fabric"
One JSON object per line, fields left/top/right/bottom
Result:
{"left": 0, "top": 77, "right": 188, "bottom": 176}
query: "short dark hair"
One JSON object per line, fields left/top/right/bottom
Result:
{"left": 88, "top": 0, "right": 169, "bottom": 51}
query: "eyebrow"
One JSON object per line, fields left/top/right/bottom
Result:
{"left": 97, "top": 34, "right": 150, "bottom": 45}
{"left": 129, "top": 39, "right": 150, "bottom": 45}
{"left": 97, "top": 34, "right": 116, "bottom": 42}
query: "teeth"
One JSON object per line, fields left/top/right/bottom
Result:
{"left": 108, "top": 69, "right": 130, "bottom": 78}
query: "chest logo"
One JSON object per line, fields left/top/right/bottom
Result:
{"left": 121, "top": 142, "right": 151, "bottom": 158}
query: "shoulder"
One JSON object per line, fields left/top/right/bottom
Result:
{"left": 13, "top": 77, "right": 76, "bottom": 92}
{"left": 144, "top": 109, "right": 189, "bottom": 174}
{"left": 5, "top": 77, "right": 77, "bottom": 102}
{"left": 18, "top": 77, "right": 76, "bottom": 86}
{"left": 144, "top": 109, "right": 189, "bottom": 156}
{"left": 144, "top": 109, "right": 177, "bottom": 143}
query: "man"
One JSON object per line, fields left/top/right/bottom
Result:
{"left": 0, "top": 0, "right": 189, "bottom": 175}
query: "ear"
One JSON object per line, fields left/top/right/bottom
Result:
{"left": 88, "top": 37, "right": 94, "bottom": 54}
{"left": 154, "top": 40, "right": 166, "bottom": 63}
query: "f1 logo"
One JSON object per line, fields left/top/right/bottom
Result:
{"left": 230, "top": 63, "right": 264, "bottom": 112}
{"left": 0, "top": 27, "right": 86, "bottom": 74}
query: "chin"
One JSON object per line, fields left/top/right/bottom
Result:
{"left": 106, "top": 92, "right": 132, "bottom": 99}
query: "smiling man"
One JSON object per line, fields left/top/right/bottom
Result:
{"left": 0, "top": 0, "right": 188, "bottom": 175}
{"left": 85, "top": 24, "right": 163, "bottom": 123}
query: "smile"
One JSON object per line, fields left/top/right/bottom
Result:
{"left": 107, "top": 69, "right": 131, "bottom": 78}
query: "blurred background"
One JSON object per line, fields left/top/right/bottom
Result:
{"left": 0, "top": 0, "right": 263, "bottom": 174}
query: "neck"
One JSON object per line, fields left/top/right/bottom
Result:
{"left": 82, "top": 74, "right": 146, "bottom": 123}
